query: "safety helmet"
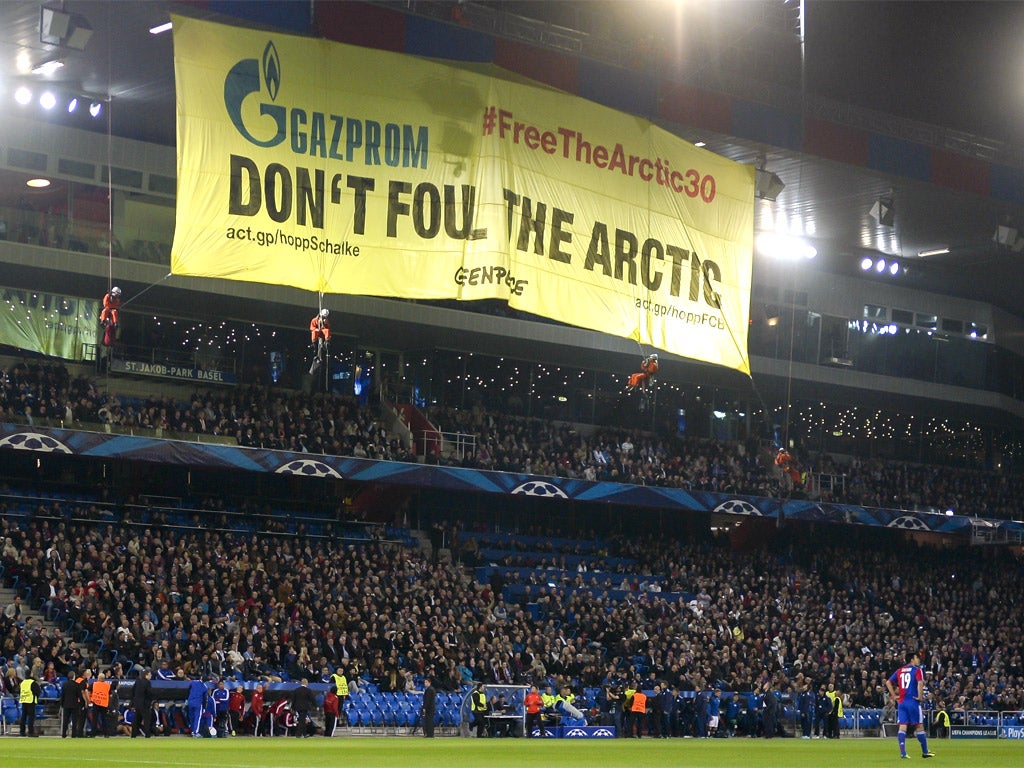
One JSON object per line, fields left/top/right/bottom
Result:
{"left": 320, "top": 308, "right": 329, "bottom": 318}
{"left": 110, "top": 286, "right": 121, "bottom": 298}
{"left": 650, "top": 353, "right": 658, "bottom": 359}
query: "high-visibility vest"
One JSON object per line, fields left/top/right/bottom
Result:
{"left": 20, "top": 678, "right": 37, "bottom": 704}
{"left": 91, "top": 680, "right": 111, "bottom": 708}
{"left": 631, "top": 691, "right": 647, "bottom": 713}
{"left": 472, "top": 691, "right": 488, "bottom": 712}
{"left": 331, "top": 673, "right": 349, "bottom": 697}
{"left": 623, "top": 687, "right": 636, "bottom": 711}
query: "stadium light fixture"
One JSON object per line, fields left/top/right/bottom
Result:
{"left": 14, "top": 86, "right": 32, "bottom": 105}
{"left": 755, "top": 168, "right": 786, "bottom": 201}
{"left": 869, "top": 197, "right": 895, "bottom": 227}
{"left": 40, "top": 6, "right": 92, "bottom": 50}
{"left": 874, "top": 258, "right": 886, "bottom": 273}
{"left": 39, "top": 91, "right": 56, "bottom": 110}
{"left": 89, "top": 101, "right": 102, "bottom": 118}
{"left": 860, "top": 257, "right": 873, "bottom": 270}
{"left": 39, "top": 6, "right": 71, "bottom": 41}
{"left": 755, "top": 231, "right": 816, "bottom": 260}
{"left": 31, "top": 58, "right": 64, "bottom": 76}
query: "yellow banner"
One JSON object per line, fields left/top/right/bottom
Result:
{"left": 0, "top": 287, "right": 98, "bottom": 361}
{"left": 171, "top": 16, "right": 754, "bottom": 373}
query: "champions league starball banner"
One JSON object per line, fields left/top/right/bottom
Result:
{"left": 1, "top": 422, "right": 1023, "bottom": 542}
{"left": 170, "top": 16, "right": 755, "bottom": 373}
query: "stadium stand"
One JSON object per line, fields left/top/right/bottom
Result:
{"left": 1, "top": 0, "right": 1024, "bottom": 742}
{"left": 2, "top": 468, "right": 1023, "bottom": 737}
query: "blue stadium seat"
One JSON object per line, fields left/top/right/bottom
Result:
{"left": 1, "top": 698, "right": 19, "bottom": 724}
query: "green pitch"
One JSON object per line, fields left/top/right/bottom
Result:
{"left": 2, "top": 736, "right": 1019, "bottom": 768}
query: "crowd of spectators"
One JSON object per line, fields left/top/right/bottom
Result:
{"left": 426, "top": 405, "right": 777, "bottom": 495}
{"left": 2, "top": 492, "right": 1023, "bottom": 719}
{"left": 426, "top": 404, "right": 1024, "bottom": 520}
{"left": 0, "top": 359, "right": 413, "bottom": 463}
{"left": 3, "top": 359, "right": 1024, "bottom": 520}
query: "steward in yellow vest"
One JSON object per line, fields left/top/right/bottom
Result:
{"left": 623, "top": 684, "right": 637, "bottom": 712}
{"left": 331, "top": 669, "right": 349, "bottom": 697}
{"left": 20, "top": 676, "right": 41, "bottom": 736}
{"left": 541, "top": 687, "right": 557, "bottom": 710}
{"left": 934, "top": 705, "right": 950, "bottom": 739}
{"left": 470, "top": 683, "right": 489, "bottom": 737}
{"left": 20, "top": 677, "right": 38, "bottom": 704}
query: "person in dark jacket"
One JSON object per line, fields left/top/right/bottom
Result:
{"left": 290, "top": 678, "right": 317, "bottom": 737}
{"left": 421, "top": 677, "right": 437, "bottom": 738}
{"left": 797, "top": 681, "right": 815, "bottom": 739}
{"left": 762, "top": 682, "right": 779, "bottom": 738}
{"left": 131, "top": 669, "right": 154, "bottom": 738}
{"left": 60, "top": 670, "right": 87, "bottom": 738}
{"left": 814, "top": 687, "right": 831, "bottom": 738}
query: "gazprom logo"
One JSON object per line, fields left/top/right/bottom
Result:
{"left": 263, "top": 41, "right": 280, "bottom": 100}
{"left": 220, "top": 39, "right": 429, "bottom": 168}
{"left": 224, "top": 40, "right": 286, "bottom": 148}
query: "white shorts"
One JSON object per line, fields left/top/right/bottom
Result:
{"left": 709, "top": 715, "right": 720, "bottom": 728}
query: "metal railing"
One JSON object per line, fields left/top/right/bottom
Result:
{"left": 419, "top": 429, "right": 477, "bottom": 462}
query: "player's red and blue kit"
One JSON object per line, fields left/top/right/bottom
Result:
{"left": 889, "top": 663, "right": 925, "bottom": 725}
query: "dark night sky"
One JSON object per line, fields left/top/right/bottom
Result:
{"left": 804, "top": 1, "right": 1024, "bottom": 144}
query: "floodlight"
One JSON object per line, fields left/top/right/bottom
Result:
{"left": 40, "top": 6, "right": 92, "bottom": 50}
{"left": 755, "top": 169, "right": 786, "bottom": 201}
{"left": 40, "top": 7, "right": 72, "bottom": 41}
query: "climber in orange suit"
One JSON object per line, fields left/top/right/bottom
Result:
{"left": 627, "top": 354, "right": 659, "bottom": 390}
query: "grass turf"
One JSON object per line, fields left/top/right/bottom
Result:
{"left": 1, "top": 736, "right": 1019, "bottom": 768}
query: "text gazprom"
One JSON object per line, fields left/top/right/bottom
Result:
{"left": 276, "top": 113, "right": 428, "bottom": 167}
